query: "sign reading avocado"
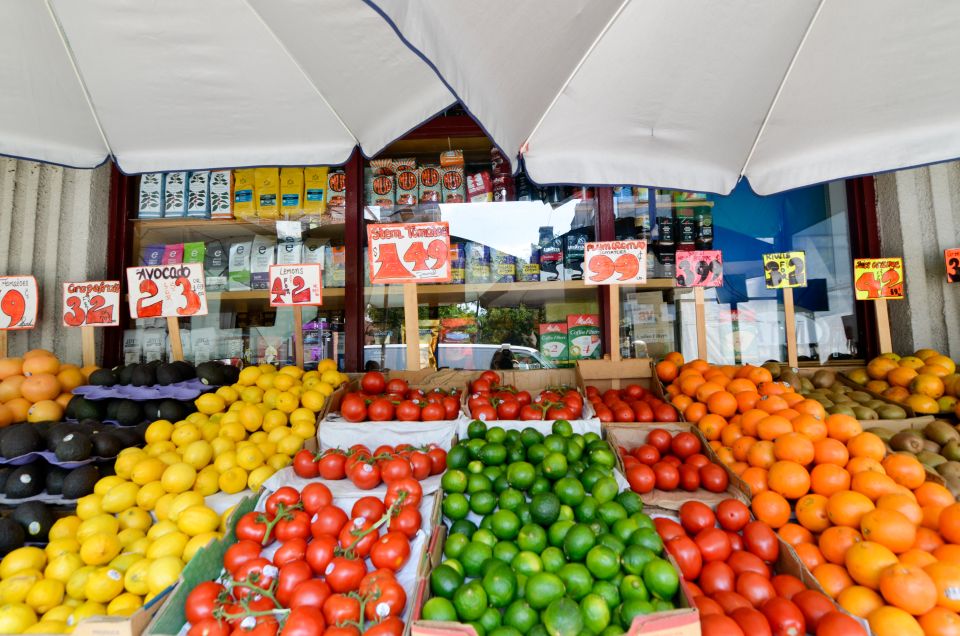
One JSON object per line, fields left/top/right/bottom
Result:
{"left": 854, "top": 258, "right": 904, "bottom": 300}
{"left": 762, "top": 252, "right": 807, "bottom": 289}
{"left": 0, "top": 276, "right": 38, "bottom": 330}
{"left": 126, "top": 263, "right": 208, "bottom": 319}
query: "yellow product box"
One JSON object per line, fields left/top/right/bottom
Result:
{"left": 303, "top": 166, "right": 329, "bottom": 216}
{"left": 255, "top": 167, "right": 280, "bottom": 219}
{"left": 280, "top": 167, "right": 304, "bottom": 215}
{"left": 232, "top": 169, "right": 256, "bottom": 218}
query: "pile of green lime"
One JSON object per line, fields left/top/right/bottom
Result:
{"left": 422, "top": 420, "right": 681, "bottom": 636}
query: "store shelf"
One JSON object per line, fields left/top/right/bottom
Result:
{"left": 207, "top": 288, "right": 345, "bottom": 302}
{"left": 131, "top": 217, "right": 345, "bottom": 244}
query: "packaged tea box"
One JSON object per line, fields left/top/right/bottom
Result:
{"left": 204, "top": 240, "right": 228, "bottom": 291}
{"left": 228, "top": 240, "right": 252, "bottom": 291}
{"left": 161, "top": 243, "right": 183, "bottom": 265}
{"left": 183, "top": 242, "right": 206, "bottom": 264}
{"left": 250, "top": 235, "right": 275, "bottom": 290}
{"left": 138, "top": 173, "right": 164, "bottom": 218}
{"left": 163, "top": 172, "right": 188, "bottom": 217}
{"left": 210, "top": 170, "right": 233, "bottom": 218}
{"left": 187, "top": 171, "right": 210, "bottom": 217}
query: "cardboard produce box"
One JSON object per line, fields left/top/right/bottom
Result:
{"left": 575, "top": 358, "right": 655, "bottom": 393}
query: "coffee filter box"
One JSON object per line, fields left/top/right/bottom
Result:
{"left": 568, "top": 314, "right": 602, "bottom": 360}
{"left": 539, "top": 322, "right": 569, "bottom": 366}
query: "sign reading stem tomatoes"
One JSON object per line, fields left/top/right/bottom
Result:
{"left": 854, "top": 257, "right": 904, "bottom": 300}
{"left": 583, "top": 240, "right": 647, "bottom": 285}
{"left": 126, "top": 263, "right": 208, "bottom": 319}
{"left": 62, "top": 281, "right": 121, "bottom": 327}
{"left": 367, "top": 222, "right": 452, "bottom": 284}
{"left": 676, "top": 250, "right": 723, "bottom": 287}
{"left": 269, "top": 264, "right": 322, "bottom": 307}
{"left": 0, "top": 276, "right": 38, "bottom": 330}
{"left": 762, "top": 251, "right": 807, "bottom": 289}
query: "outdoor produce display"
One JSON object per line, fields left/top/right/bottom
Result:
{"left": 292, "top": 444, "right": 447, "bottom": 488}
{"left": 847, "top": 351, "right": 960, "bottom": 416}
{"left": 619, "top": 427, "right": 730, "bottom": 495}
{"left": 0, "top": 350, "right": 91, "bottom": 426}
{"left": 466, "top": 371, "right": 586, "bottom": 421}
{"left": 421, "top": 419, "right": 687, "bottom": 635}
{"left": 337, "top": 372, "right": 461, "bottom": 422}
{"left": 584, "top": 384, "right": 679, "bottom": 423}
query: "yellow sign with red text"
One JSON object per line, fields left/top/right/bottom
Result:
{"left": 854, "top": 257, "right": 904, "bottom": 300}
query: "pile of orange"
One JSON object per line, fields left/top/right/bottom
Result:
{"left": 846, "top": 349, "right": 960, "bottom": 415}
{"left": 659, "top": 354, "right": 960, "bottom": 635}
{"left": 0, "top": 350, "right": 91, "bottom": 426}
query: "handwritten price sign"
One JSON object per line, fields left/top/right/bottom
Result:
{"left": 855, "top": 257, "right": 904, "bottom": 300}
{"left": 62, "top": 281, "right": 120, "bottom": 327}
{"left": 269, "top": 264, "right": 323, "bottom": 307}
{"left": 126, "top": 263, "right": 208, "bottom": 319}
{"left": 367, "top": 222, "right": 452, "bottom": 284}
{"left": 583, "top": 240, "right": 647, "bottom": 285}
{"left": 945, "top": 249, "right": 960, "bottom": 283}
{"left": 676, "top": 251, "right": 723, "bottom": 287}
{"left": 763, "top": 251, "right": 807, "bottom": 289}
{"left": 0, "top": 276, "right": 38, "bottom": 330}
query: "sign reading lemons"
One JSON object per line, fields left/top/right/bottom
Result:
{"left": 854, "top": 257, "right": 904, "bottom": 300}
{"left": 762, "top": 251, "right": 807, "bottom": 288}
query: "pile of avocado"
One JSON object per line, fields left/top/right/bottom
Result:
{"left": 0, "top": 502, "right": 58, "bottom": 554}
{"left": 87, "top": 360, "right": 239, "bottom": 388}
{"left": 66, "top": 394, "right": 195, "bottom": 427}
{"left": 871, "top": 420, "right": 960, "bottom": 496}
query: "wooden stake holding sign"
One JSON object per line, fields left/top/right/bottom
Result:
{"left": 62, "top": 281, "right": 121, "bottom": 367}
{"left": 126, "top": 264, "right": 208, "bottom": 362}
{"left": 854, "top": 257, "right": 904, "bottom": 354}
{"left": 763, "top": 251, "right": 807, "bottom": 368}
{"left": 0, "top": 276, "right": 39, "bottom": 357}
{"left": 367, "top": 221, "right": 452, "bottom": 371}
{"left": 675, "top": 250, "right": 723, "bottom": 361}
{"left": 269, "top": 263, "right": 323, "bottom": 368}
{"left": 583, "top": 239, "right": 648, "bottom": 368}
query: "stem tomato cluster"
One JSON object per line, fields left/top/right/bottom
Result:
{"left": 620, "top": 428, "right": 729, "bottom": 495}
{"left": 338, "top": 373, "right": 461, "bottom": 423}
{"left": 466, "top": 371, "right": 585, "bottom": 421}
{"left": 187, "top": 484, "right": 420, "bottom": 636}
{"left": 293, "top": 444, "right": 445, "bottom": 491}
{"left": 585, "top": 384, "right": 678, "bottom": 423}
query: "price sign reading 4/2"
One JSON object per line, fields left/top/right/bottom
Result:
{"left": 126, "top": 263, "right": 208, "bottom": 319}
{"left": 763, "top": 251, "right": 807, "bottom": 289}
{"left": 269, "top": 264, "right": 322, "bottom": 307}
{"left": 62, "top": 281, "right": 121, "bottom": 327}
{"left": 367, "top": 221, "right": 452, "bottom": 284}
{"left": 676, "top": 250, "right": 723, "bottom": 287}
{"left": 0, "top": 276, "right": 38, "bottom": 330}
{"left": 855, "top": 257, "right": 904, "bottom": 300}
{"left": 583, "top": 240, "right": 647, "bottom": 285}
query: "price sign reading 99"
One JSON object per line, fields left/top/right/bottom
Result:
{"left": 62, "top": 281, "right": 121, "bottom": 327}
{"left": 367, "top": 221, "right": 452, "bottom": 284}
{"left": 583, "top": 240, "right": 647, "bottom": 285}
{"left": 0, "top": 276, "right": 38, "bottom": 330}
{"left": 126, "top": 263, "right": 208, "bottom": 319}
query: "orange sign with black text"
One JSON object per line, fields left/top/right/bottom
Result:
{"left": 367, "top": 222, "right": 452, "bottom": 284}
{"left": 583, "top": 240, "right": 647, "bottom": 285}
{"left": 854, "top": 257, "right": 904, "bottom": 300}
{"left": 126, "top": 263, "right": 208, "bottom": 319}
{"left": 62, "top": 281, "right": 121, "bottom": 327}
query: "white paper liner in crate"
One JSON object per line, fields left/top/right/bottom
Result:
{"left": 456, "top": 417, "right": 601, "bottom": 438}
{"left": 319, "top": 417, "right": 461, "bottom": 451}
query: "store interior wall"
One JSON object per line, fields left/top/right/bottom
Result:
{"left": 0, "top": 158, "right": 111, "bottom": 360}
{"left": 875, "top": 161, "right": 960, "bottom": 358}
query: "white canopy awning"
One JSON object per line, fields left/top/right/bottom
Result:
{"left": 0, "top": 0, "right": 453, "bottom": 173}
{"left": 367, "top": 0, "right": 960, "bottom": 195}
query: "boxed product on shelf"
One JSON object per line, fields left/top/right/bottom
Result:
{"left": 232, "top": 168, "right": 255, "bottom": 218}
{"left": 563, "top": 229, "right": 590, "bottom": 281}
{"left": 568, "top": 313, "right": 602, "bottom": 360}
{"left": 161, "top": 243, "right": 183, "bottom": 264}
{"left": 517, "top": 252, "right": 540, "bottom": 281}
{"left": 490, "top": 248, "right": 516, "bottom": 283}
{"left": 137, "top": 173, "right": 164, "bottom": 218}
{"left": 140, "top": 244, "right": 164, "bottom": 266}
{"left": 303, "top": 165, "right": 328, "bottom": 215}
{"left": 440, "top": 165, "right": 466, "bottom": 203}
{"left": 325, "top": 169, "right": 347, "bottom": 222}
{"left": 279, "top": 166, "right": 303, "bottom": 212}
{"left": 209, "top": 169, "right": 232, "bottom": 218}
{"left": 324, "top": 245, "right": 346, "bottom": 287}
{"left": 186, "top": 170, "right": 210, "bottom": 217}
{"left": 254, "top": 167, "right": 280, "bottom": 219}
{"left": 467, "top": 170, "right": 492, "bottom": 202}
{"left": 419, "top": 165, "right": 442, "bottom": 203}
{"left": 162, "top": 171, "right": 188, "bottom": 217}
{"left": 539, "top": 321, "right": 569, "bottom": 366}
{"left": 182, "top": 241, "right": 205, "bottom": 264}
{"left": 227, "top": 239, "right": 252, "bottom": 291}
{"left": 538, "top": 226, "right": 564, "bottom": 281}
{"left": 141, "top": 327, "right": 166, "bottom": 361}
{"left": 302, "top": 237, "right": 326, "bottom": 267}
{"left": 464, "top": 241, "right": 490, "bottom": 283}
{"left": 365, "top": 169, "right": 396, "bottom": 210}
{"left": 122, "top": 329, "right": 142, "bottom": 364}
{"left": 249, "top": 235, "right": 275, "bottom": 290}
{"left": 395, "top": 158, "right": 419, "bottom": 209}
{"left": 276, "top": 236, "right": 301, "bottom": 265}
{"left": 190, "top": 327, "right": 216, "bottom": 362}
{"left": 204, "top": 240, "right": 228, "bottom": 290}
{"left": 449, "top": 242, "right": 465, "bottom": 284}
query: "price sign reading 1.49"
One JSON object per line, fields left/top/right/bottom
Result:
{"left": 269, "top": 264, "right": 323, "bottom": 307}
{"left": 0, "top": 276, "right": 38, "bottom": 330}
{"left": 583, "top": 240, "right": 647, "bottom": 285}
{"left": 62, "top": 281, "right": 121, "bottom": 327}
{"left": 854, "top": 257, "right": 904, "bottom": 300}
{"left": 126, "top": 263, "right": 208, "bottom": 319}
{"left": 367, "top": 222, "right": 452, "bottom": 284}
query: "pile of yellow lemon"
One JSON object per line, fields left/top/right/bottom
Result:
{"left": 0, "top": 360, "right": 347, "bottom": 634}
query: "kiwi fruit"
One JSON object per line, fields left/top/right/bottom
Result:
{"left": 889, "top": 431, "right": 924, "bottom": 454}
{"left": 811, "top": 370, "right": 836, "bottom": 389}
{"left": 925, "top": 420, "right": 960, "bottom": 446}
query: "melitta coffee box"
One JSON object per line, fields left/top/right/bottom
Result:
{"left": 163, "top": 172, "right": 188, "bottom": 217}
{"left": 326, "top": 170, "right": 347, "bottom": 223}
{"left": 255, "top": 167, "right": 280, "bottom": 219}
{"left": 567, "top": 314, "right": 602, "bottom": 360}
{"left": 204, "top": 240, "right": 228, "bottom": 291}
{"left": 467, "top": 171, "right": 493, "bottom": 203}
{"left": 324, "top": 246, "right": 346, "bottom": 287}
{"left": 539, "top": 322, "right": 569, "bottom": 366}
{"left": 250, "top": 235, "right": 275, "bottom": 290}
{"left": 441, "top": 166, "right": 466, "bottom": 203}
{"left": 233, "top": 169, "right": 256, "bottom": 218}
{"left": 394, "top": 159, "right": 419, "bottom": 209}
{"left": 162, "top": 243, "right": 184, "bottom": 265}
{"left": 140, "top": 244, "right": 164, "bottom": 266}
{"left": 303, "top": 166, "right": 329, "bottom": 216}
{"left": 419, "top": 165, "right": 442, "bottom": 204}
{"left": 280, "top": 167, "right": 304, "bottom": 214}
{"left": 138, "top": 173, "right": 164, "bottom": 218}
{"left": 210, "top": 170, "right": 232, "bottom": 218}
{"left": 228, "top": 240, "right": 252, "bottom": 291}
{"left": 183, "top": 242, "right": 205, "bottom": 264}
{"left": 186, "top": 171, "right": 210, "bottom": 217}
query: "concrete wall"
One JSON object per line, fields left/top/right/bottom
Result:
{"left": 0, "top": 158, "right": 111, "bottom": 362}
{"left": 875, "top": 161, "right": 960, "bottom": 358}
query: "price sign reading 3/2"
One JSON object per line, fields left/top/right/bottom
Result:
{"left": 126, "top": 263, "right": 208, "bottom": 319}
{"left": 62, "top": 281, "right": 121, "bottom": 327}
{"left": 676, "top": 250, "right": 723, "bottom": 287}
{"left": 583, "top": 240, "right": 647, "bottom": 285}
{"left": 0, "top": 276, "right": 38, "bottom": 330}
{"left": 367, "top": 222, "right": 451, "bottom": 284}
{"left": 269, "top": 264, "right": 323, "bottom": 307}
{"left": 854, "top": 257, "right": 904, "bottom": 300}
{"left": 763, "top": 251, "right": 807, "bottom": 289}
{"left": 945, "top": 249, "right": 960, "bottom": 283}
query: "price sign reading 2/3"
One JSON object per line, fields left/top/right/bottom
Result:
{"left": 583, "top": 240, "right": 647, "bottom": 285}
{"left": 0, "top": 276, "right": 38, "bottom": 330}
{"left": 269, "top": 264, "right": 323, "bottom": 307}
{"left": 62, "top": 281, "right": 121, "bottom": 327}
{"left": 367, "top": 221, "right": 452, "bottom": 284}
{"left": 763, "top": 252, "right": 807, "bottom": 289}
{"left": 126, "top": 263, "right": 208, "bottom": 319}
{"left": 854, "top": 257, "right": 904, "bottom": 300}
